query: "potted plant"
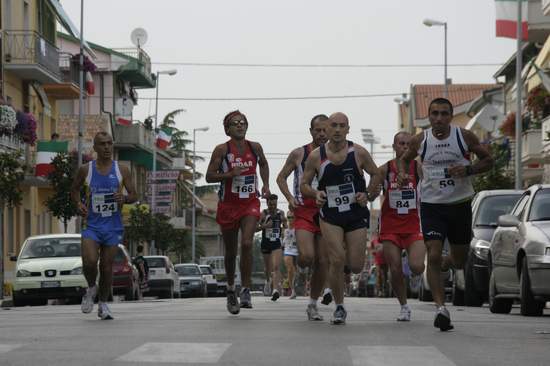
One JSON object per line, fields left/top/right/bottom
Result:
{"left": 0, "top": 104, "right": 17, "bottom": 137}
{"left": 14, "top": 111, "right": 37, "bottom": 146}
{"left": 526, "top": 85, "right": 550, "bottom": 125}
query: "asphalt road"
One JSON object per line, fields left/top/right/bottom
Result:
{"left": 0, "top": 296, "right": 549, "bottom": 366}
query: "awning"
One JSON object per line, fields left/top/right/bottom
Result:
{"left": 31, "top": 82, "right": 52, "bottom": 118}
{"left": 47, "top": 0, "right": 97, "bottom": 59}
{"left": 465, "top": 104, "right": 505, "bottom": 132}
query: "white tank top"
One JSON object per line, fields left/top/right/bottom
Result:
{"left": 418, "top": 126, "right": 474, "bottom": 204}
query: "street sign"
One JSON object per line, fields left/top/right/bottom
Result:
{"left": 146, "top": 183, "right": 177, "bottom": 193}
{"left": 146, "top": 170, "right": 180, "bottom": 180}
{"left": 146, "top": 195, "right": 173, "bottom": 203}
{"left": 152, "top": 206, "right": 171, "bottom": 214}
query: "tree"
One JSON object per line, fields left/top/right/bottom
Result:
{"left": 45, "top": 153, "right": 78, "bottom": 233}
{"left": 151, "top": 213, "right": 176, "bottom": 254}
{"left": 473, "top": 141, "right": 514, "bottom": 192}
{"left": 0, "top": 151, "right": 26, "bottom": 298}
{"left": 126, "top": 204, "right": 153, "bottom": 250}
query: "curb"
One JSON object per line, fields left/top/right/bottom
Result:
{"left": 1, "top": 298, "right": 13, "bottom": 308}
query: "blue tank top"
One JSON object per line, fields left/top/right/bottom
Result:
{"left": 85, "top": 160, "right": 123, "bottom": 231}
{"left": 317, "top": 141, "right": 368, "bottom": 219}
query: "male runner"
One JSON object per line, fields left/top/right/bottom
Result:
{"left": 397, "top": 98, "right": 493, "bottom": 331}
{"left": 206, "top": 110, "right": 270, "bottom": 315}
{"left": 258, "top": 194, "right": 287, "bottom": 301}
{"left": 282, "top": 211, "right": 298, "bottom": 299}
{"left": 379, "top": 131, "right": 425, "bottom": 321}
{"left": 276, "top": 114, "right": 329, "bottom": 320}
{"left": 301, "top": 112, "right": 381, "bottom": 324}
{"left": 72, "top": 131, "right": 137, "bottom": 320}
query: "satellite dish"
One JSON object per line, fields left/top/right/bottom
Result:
{"left": 131, "top": 28, "right": 148, "bottom": 48}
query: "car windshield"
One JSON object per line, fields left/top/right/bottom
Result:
{"left": 20, "top": 238, "right": 81, "bottom": 259}
{"left": 145, "top": 257, "right": 166, "bottom": 268}
{"left": 529, "top": 189, "right": 550, "bottom": 221}
{"left": 200, "top": 266, "right": 212, "bottom": 275}
{"left": 475, "top": 194, "right": 521, "bottom": 226}
{"left": 176, "top": 265, "right": 201, "bottom": 276}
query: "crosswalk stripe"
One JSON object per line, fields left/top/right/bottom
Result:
{"left": 0, "top": 344, "right": 22, "bottom": 354}
{"left": 116, "top": 342, "right": 231, "bottom": 363}
{"left": 348, "top": 346, "right": 456, "bottom": 366}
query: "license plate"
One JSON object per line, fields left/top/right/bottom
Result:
{"left": 41, "top": 281, "right": 61, "bottom": 288}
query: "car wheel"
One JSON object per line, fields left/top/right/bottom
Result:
{"left": 488, "top": 269, "right": 512, "bottom": 314}
{"left": 464, "top": 254, "right": 484, "bottom": 307}
{"left": 125, "top": 285, "right": 135, "bottom": 301}
{"left": 419, "top": 277, "right": 432, "bottom": 302}
{"left": 520, "top": 257, "right": 545, "bottom": 316}
{"left": 12, "top": 292, "right": 28, "bottom": 307}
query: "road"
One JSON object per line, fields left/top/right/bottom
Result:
{"left": 0, "top": 296, "right": 549, "bottom": 366}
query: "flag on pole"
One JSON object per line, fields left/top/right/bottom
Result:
{"left": 85, "top": 71, "right": 95, "bottom": 95}
{"left": 116, "top": 117, "right": 132, "bottom": 126}
{"left": 35, "top": 140, "right": 69, "bottom": 177}
{"left": 495, "top": 0, "right": 528, "bottom": 40}
{"left": 156, "top": 127, "right": 172, "bottom": 149}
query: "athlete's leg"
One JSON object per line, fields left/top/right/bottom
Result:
{"left": 222, "top": 228, "right": 239, "bottom": 288}
{"left": 406, "top": 240, "right": 426, "bottom": 275}
{"left": 284, "top": 255, "right": 296, "bottom": 295}
{"left": 263, "top": 252, "right": 272, "bottom": 288}
{"left": 449, "top": 244, "right": 468, "bottom": 270}
{"left": 320, "top": 219, "right": 346, "bottom": 305}
{"left": 239, "top": 215, "right": 258, "bottom": 289}
{"left": 81, "top": 238, "right": 100, "bottom": 287}
{"left": 426, "top": 239, "right": 445, "bottom": 306}
{"left": 383, "top": 241, "right": 406, "bottom": 305}
{"left": 98, "top": 245, "right": 119, "bottom": 302}
{"left": 296, "top": 229, "right": 315, "bottom": 268}
{"left": 311, "top": 234, "right": 328, "bottom": 301}
{"left": 271, "top": 248, "right": 283, "bottom": 294}
{"left": 345, "top": 228, "right": 367, "bottom": 274}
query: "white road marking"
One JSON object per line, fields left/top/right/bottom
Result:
{"left": 348, "top": 346, "right": 456, "bottom": 366}
{"left": 116, "top": 342, "right": 231, "bottom": 363}
{"left": 0, "top": 344, "right": 22, "bottom": 354}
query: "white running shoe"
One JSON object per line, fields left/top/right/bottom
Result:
{"left": 306, "top": 304, "right": 323, "bottom": 321}
{"left": 263, "top": 280, "right": 271, "bottom": 296}
{"left": 397, "top": 305, "right": 411, "bottom": 322}
{"left": 97, "top": 302, "right": 114, "bottom": 320}
{"left": 81, "top": 286, "right": 97, "bottom": 314}
{"left": 289, "top": 290, "right": 297, "bottom": 299}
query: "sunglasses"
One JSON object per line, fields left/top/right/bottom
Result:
{"left": 229, "top": 119, "right": 247, "bottom": 127}
{"left": 430, "top": 110, "right": 451, "bottom": 117}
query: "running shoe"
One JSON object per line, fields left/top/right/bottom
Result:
{"left": 397, "top": 305, "right": 411, "bottom": 322}
{"left": 306, "top": 304, "right": 323, "bottom": 321}
{"left": 321, "top": 289, "right": 333, "bottom": 305}
{"left": 434, "top": 306, "right": 454, "bottom": 331}
{"left": 239, "top": 287, "right": 253, "bottom": 309}
{"left": 226, "top": 290, "right": 240, "bottom": 315}
{"left": 97, "top": 302, "right": 114, "bottom": 320}
{"left": 331, "top": 305, "right": 347, "bottom": 325}
{"left": 289, "top": 290, "right": 297, "bottom": 299}
{"left": 271, "top": 289, "right": 280, "bottom": 302}
{"left": 263, "top": 280, "right": 271, "bottom": 296}
{"left": 81, "top": 286, "right": 97, "bottom": 314}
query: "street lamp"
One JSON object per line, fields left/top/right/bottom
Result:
{"left": 423, "top": 18, "right": 448, "bottom": 98}
{"left": 151, "top": 69, "right": 177, "bottom": 255}
{"left": 192, "top": 126, "right": 209, "bottom": 263}
{"left": 361, "top": 128, "right": 380, "bottom": 237}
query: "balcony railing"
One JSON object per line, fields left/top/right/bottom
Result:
{"left": 114, "top": 123, "right": 155, "bottom": 151}
{"left": 115, "top": 48, "right": 152, "bottom": 77}
{"left": 521, "top": 128, "right": 543, "bottom": 166}
{"left": 112, "top": 47, "right": 154, "bottom": 88}
{"left": 0, "top": 135, "right": 26, "bottom": 152}
{"left": 3, "top": 30, "right": 61, "bottom": 83}
{"left": 59, "top": 53, "right": 80, "bottom": 85}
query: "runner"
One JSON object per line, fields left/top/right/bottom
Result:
{"left": 276, "top": 114, "right": 329, "bottom": 320}
{"left": 205, "top": 110, "right": 270, "bottom": 315}
{"left": 301, "top": 112, "right": 381, "bottom": 325}
{"left": 71, "top": 131, "right": 137, "bottom": 320}
{"left": 379, "top": 131, "right": 425, "bottom": 321}
{"left": 282, "top": 211, "right": 299, "bottom": 299}
{"left": 370, "top": 233, "right": 388, "bottom": 297}
{"left": 397, "top": 98, "right": 493, "bottom": 331}
{"left": 258, "top": 194, "right": 287, "bottom": 301}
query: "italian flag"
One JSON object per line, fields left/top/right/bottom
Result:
{"left": 495, "top": 0, "right": 528, "bottom": 40}
{"left": 156, "top": 127, "right": 172, "bottom": 149}
{"left": 35, "top": 140, "right": 69, "bottom": 177}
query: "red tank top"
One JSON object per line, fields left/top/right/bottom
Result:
{"left": 379, "top": 160, "right": 421, "bottom": 234}
{"left": 218, "top": 140, "right": 259, "bottom": 204}
{"left": 292, "top": 144, "right": 317, "bottom": 209}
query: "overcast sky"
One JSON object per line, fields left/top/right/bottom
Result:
{"left": 62, "top": 0, "right": 516, "bottom": 209}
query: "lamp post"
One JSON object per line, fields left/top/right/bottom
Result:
{"left": 192, "top": 127, "right": 209, "bottom": 263}
{"left": 150, "top": 69, "right": 177, "bottom": 255}
{"left": 361, "top": 128, "right": 380, "bottom": 238}
{"left": 423, "top": 18, "right": 448, "bottom": 98}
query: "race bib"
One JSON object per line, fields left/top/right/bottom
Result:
{"left": 426, "top": 167, "right": 455, "bottom": 194}
{"left": 92, "top": 193, "right": 117, "bottom": 217}
{"left": 326, "top": 183, "right": 356, "bottom": 212}
{"left": 389, "top": 189, "right": 416, "bottom": 214}
{"left": 231, "top": 175, "right": 255, "bottom": 198}
{"left": 266, "top": 228, "right": 280, "bottom": 241}
{"left": 426, "top": 167, "right": 449, "bottom": 180}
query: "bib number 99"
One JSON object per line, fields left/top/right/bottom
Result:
{"left": 334, "top": 196, "right": 350, "bottom": 206}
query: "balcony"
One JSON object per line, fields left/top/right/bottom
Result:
{"left": 114, "top": 123, "right": 155, "bottom": 152}
{"left": 113, "top": 48, "right": 155, "bottom": 89}
{"left": 529, "top": 0, "right": 550, "bottom": 42}
{"left": 42, "top": 54, "right": 81, "bottom": 99}
{"left": 521, "top": 129, "right": 543, "bottom": 167}
{"left": 3, "top": 30, "right": 61, "bottom": 84}
{"left": 0, "top": 135, "right": 26, "bottom": 153}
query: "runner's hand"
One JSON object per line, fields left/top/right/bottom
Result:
{"left": 288, "top": 197, "right": 299, "bottom": 211}
{"left": 356, "top": 192, "right": 368, "bottom": 207}
{"left": 77, "top": 202, "right": 88, "bottom": 217}
{"left": 396, "top": 172, "right": 409, "bottom": 186}
{"left": 261, "top": 185, "right": 270, "bottom": 198}
{"left": 448, "top": 164, "right": 467, "bottom": 178}
{"left": 315, "top": 191, "right": 327, "bottom": 208}
{"left": 228, "top": 166, "right": 246, "bottom": 177}
{"left": 113, "top": 192, "right": 125, "bottom": 204}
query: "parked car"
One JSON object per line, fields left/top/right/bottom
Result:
{"left": 112, "top": 244, "right": 140, "bottom": 301}
{"left": 144, "top": 256, "right": 180, "bottom": 299}
{"left": 11, "top": 234, "right": 87, "bottom": 307}
{"left": 455, "top": 190, "right": 522, "bottom": 307}
{"left": 199, "top": 264, "right": 218, "bottom": 297}
{"left": 488, "top": 185, "right": 550, "bottom": 316}
{"left": 175, "top": 263, "right": 207, "bottom": 297}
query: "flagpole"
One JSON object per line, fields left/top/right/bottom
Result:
{"left": 151, "top": 71, "right": 159, "bottom": 255}
{"left": 515, "top": 0, "right": 523, "bottom": 190}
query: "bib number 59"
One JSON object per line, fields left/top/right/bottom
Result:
{"left": 439, "top": 179, "right": 455, "bottom": 188}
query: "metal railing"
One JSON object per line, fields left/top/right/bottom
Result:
{"left": 3, "top": 30, "right": 60, "bottom": 78}
{"left": 59, "top": 53, "right": 80, "bottom": 85}
{"left": 0, "top": 135, "right": 26, "bottom": 152}
{"left": 113, "top": 47, "right": 152, "bottom": 77}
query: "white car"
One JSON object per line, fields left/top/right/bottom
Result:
{"left": 11, "top": 234, "right": 87, "bottom": 307}
{"left": 199, "top": 264, "right": 219, "bottom": 297}
{"left": 144, "top": 256, "right": 180, "bottom": 299}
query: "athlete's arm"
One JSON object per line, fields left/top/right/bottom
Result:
{"left": 396, "top": 133, "right": 422, "bottom": 185}
{"left": 205, "top": 144, "right": 244, "bottom": 183}
{"left": 281, "top": 211, "right": 288, "bottom": 230}
{"left": 253, "top": 142, "right": 270, "bottom": 198}
{"left": 356, "top": 145, "right": 382, "bottom": 202}
{"left": 276, "top": 148, "right": 301, "bottom": 211}
{"left": 416, "top": 159, "right": 424, "bottom": 180}
{"left": 300, "top": 149, "right": 326, "bottom": 207}
{"left": 116, "top": 165, "right": 137, "bottom": 204}
{"left": 256, "top": 210, "right": 266, "bottom": 232}
{"left": 448, "top": 129, "right": 494, "bottom": 178}
{"left": 71, "top": 165, "right": 88, "bottom": 217}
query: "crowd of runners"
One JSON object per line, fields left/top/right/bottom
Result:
{"left": 73, "top": 97, "right": 493, "bottom": 331}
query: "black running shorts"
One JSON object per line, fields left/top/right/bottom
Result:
{"left": 420, "top": 200, "right": 473, "bottom": 245}
{"left": 261, "top": 239, "right": 282, "bottom": 254}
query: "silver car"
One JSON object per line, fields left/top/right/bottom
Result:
{"left": 488, "top": 184, "right": 550, "bottom": 316}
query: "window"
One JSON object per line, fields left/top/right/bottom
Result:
{"left": 24, "top": 209, "right": 31, "bottom": 239}
{"left": 528, "top": 189, "right": 550, "bottom": 221}
{"left": 20, "top": 238, "right": 81, "bottom": 259}
{"left": 475, "top": 195, "right": 522, "bottom": 227}
{"left": 4, "top": 0, "right": 12, "bottom": 30}
{"left": 511, "top": 194, "right": 530, "bottom": 219}
{"left": 175, "top": 265, "right": 201, "bottom": 276}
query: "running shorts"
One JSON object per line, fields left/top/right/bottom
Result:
{"left": 294, "top": 205, "right": 320, "bottom": 234}
{"left": 379, "top": 233, "right": 424, "bottom": 250}
{"left": 216, "top": 198, "right": 261, "bottom": 231}
{"left": 82, "top": 228, "right": 123, "bottom": 247}
{"left": 420, "top": 200, "right": 472, "bottom": 245}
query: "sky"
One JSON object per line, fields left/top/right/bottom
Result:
{"left": 62, "top": 0, "right": 517, "bottom": 210}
